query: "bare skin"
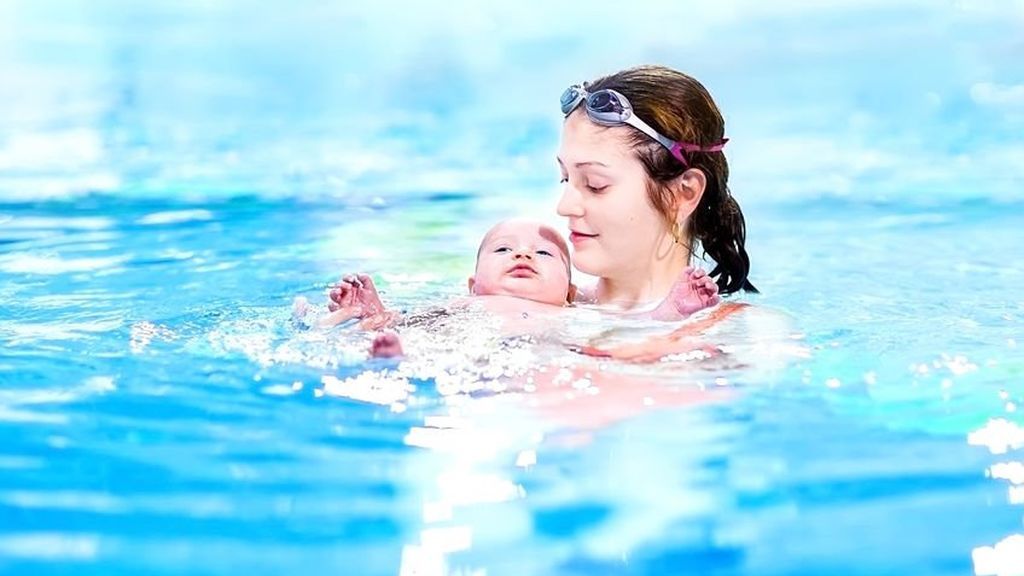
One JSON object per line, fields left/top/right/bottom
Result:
{"left": 293, "top": 220, "right": 723, "bottom": 362}
{"left": 580, "top": 302, "right": 748, "bottom": 362}
{"left": 293, "top": 274, "right": 398, "bottom": 331}
{"left": 649, "top": 266, "right": 721, "bottom": 321}
{"left": 313, "top": 266, "right": 720, "bottom": 329}
{"left": 292, "top": 276, "right": 403, "bottom": 358}
{"left": 294, "top": 269, "right": 722, "bottom": 360}
{"left": 291, "top": 275, "right": 399, "bottom": 358}
{"left": 370, "top": 332, "right": 404, "bottom": 358}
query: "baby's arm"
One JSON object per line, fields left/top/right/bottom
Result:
{"left": 291, "top": 295, "right": 368, "bottom": 329}
{"left": 292, "top": 273, "right": 399, "bottom": 330}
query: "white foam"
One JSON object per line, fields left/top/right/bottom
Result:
{"left": 990, "top": 461, "right": 1024, "bottom": 484}
{"left": 136, "top": 210, "right": 215, "bottom": 225}
{"left": 0, "top": 253, "right": 128, "bottom": 275}
{"left": 973, "top": 534, "right": 1024, "bottom": 576}
{"left": 0, "top": 533, "right": 99, "bottom": 560}
{"left": 968, "top": 419, "right": 1024, "bottom": 455}
{"left": 1, "top": 215, "right": 115, "bottom": 230}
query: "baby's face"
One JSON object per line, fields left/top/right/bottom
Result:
{"left": 470, "top": 220, "right": 572, "bottom": 306}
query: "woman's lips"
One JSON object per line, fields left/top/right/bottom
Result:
{"left": 569, "top": 231, "right": 597, "bottom": 244}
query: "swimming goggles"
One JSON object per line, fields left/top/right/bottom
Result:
{"left": 560, "top": 84, "right": 728, "bottom": 166}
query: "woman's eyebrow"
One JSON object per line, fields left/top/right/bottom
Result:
{"left": 556, "top": 157, "right": 610, "bottom": 169}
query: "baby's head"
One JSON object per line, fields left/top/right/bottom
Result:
{"left": 469, "top": 219, "right": 576, "bottom": 306}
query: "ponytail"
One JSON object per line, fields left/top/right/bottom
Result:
{"left": 693, "top": 191, "right": 757, "bottom": 295}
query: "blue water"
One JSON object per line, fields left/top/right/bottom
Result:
{"left": 3, "top": 3, "right": 1024, "bottom": 575}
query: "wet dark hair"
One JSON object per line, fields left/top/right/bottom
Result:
{"left": 584, "top": 65, "right": 757, "bottom": 295}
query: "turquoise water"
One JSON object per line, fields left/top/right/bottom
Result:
{"left": 3, "top": 3, "right": 1024, "bottom": 575}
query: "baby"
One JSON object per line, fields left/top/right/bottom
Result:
{"left": 296, "top": 218, "right": 720, "bottom": 357}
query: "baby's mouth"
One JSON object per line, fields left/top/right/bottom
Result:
{"left": 507, "top": 264, "right": 538, "bottom": 277}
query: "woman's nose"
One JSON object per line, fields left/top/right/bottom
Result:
{"left": 556, "top": 183, "right": 583, "bottom": 218}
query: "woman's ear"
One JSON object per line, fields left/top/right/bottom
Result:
{"left": 566, "top": 283, "right": 578, "bottom": 305}
{"left": 673, "top": 168, "right": 707, "bottom": 221}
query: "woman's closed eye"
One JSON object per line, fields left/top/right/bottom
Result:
{"left": 560, "top": 175, "right": 607, "bottom": 192}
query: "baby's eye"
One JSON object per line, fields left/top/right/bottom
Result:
{"left": 537, "top": 249, "right": 554, "bottom": 257}
{"left": 494, "top": 246, "right": 512, "bottom": 253}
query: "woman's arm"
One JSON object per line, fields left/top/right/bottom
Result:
{"left": 578, "top": 302, "right": 749, "bottom": 362}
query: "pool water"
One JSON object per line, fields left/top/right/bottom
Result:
{"left": 2, "top": 2, "right": 1024, "bottom": 575}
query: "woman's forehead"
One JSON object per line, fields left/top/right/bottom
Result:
{"left": 558, "top": 112, "right": 635, "bottom": 165}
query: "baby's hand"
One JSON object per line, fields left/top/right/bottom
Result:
{"left": 327, "top": 274, "right": 361, "bottom": 312}
{"left": 650, "top": 267, "right": 720, "bottom": 321}
{"left": 322, "top": 273, "right": 390, "bottom": 328}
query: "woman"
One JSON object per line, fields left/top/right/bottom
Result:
{"left": 554, "top": 65, "right": 758, "bottom": 360}
{"left": 557, "top": 64, "right": 756, "bottom": 311}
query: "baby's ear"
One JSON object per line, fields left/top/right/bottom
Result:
{"left": 566, "top": 283, "right": 578, "bottom": 304}
{"left": 467, "top": 276, "right": 476, "bottom": 295}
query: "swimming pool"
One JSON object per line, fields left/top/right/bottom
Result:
{"left": 2, "top": 3, "right": 1023, "bottom": 575}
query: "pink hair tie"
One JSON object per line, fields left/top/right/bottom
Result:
{"left": 670, "top": 138, "right": 729, "bottom": 165}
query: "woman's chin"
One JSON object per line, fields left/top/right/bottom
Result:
{"left": 569, "top": 254, "right": 605, "bottom": 278}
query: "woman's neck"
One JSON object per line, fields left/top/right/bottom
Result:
{"left": 594, "top": 241, "right": 691, "bottom": 310}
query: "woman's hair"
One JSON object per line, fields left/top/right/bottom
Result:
{"left": 585, "top": 65, "right": 757, "bottom": 295}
